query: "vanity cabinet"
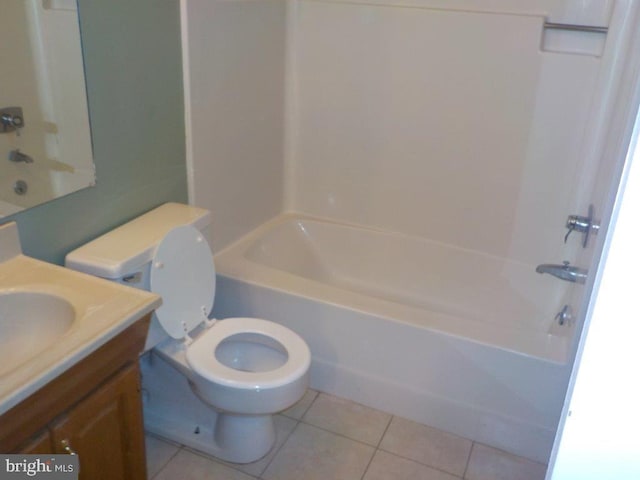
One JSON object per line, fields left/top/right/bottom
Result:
{"left": 0, "top": 315, "right": 151, "bottom": 480}
{"left": 50, "top": 364, "right": 145, "bottom": 478}
{"left": 16, "top": 430, "right": 52, "bottom": 454}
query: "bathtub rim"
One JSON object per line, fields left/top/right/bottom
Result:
{"left": 213, "top": 212, "right": 572, "bottom": 365}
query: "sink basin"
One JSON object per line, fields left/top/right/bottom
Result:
{"left": 0, "top": 291, "right": 76, "bottom": 377}
{"left": 0, "top": 220, "right": 161, "bottom": 416}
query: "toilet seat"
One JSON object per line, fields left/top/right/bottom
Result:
{"left": 186, "top": 317, "right": 311, "bottom": 390}
{"left": 150, "top": 225, "right": 216, "bottom": 339}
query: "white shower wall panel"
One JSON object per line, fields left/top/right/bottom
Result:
{"left": 184, "top": 0, "right": 287, "bottom": 253}
{"left": 309, "top": 0, "right": 614, "bottom": 27}
{"left": 288, "top": 0, "right": 602, "bottom": 266}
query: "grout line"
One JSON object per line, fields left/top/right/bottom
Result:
{"left": 145, "top": 432, "right": 183, "bottom": 480}
{"left": 462, "top": 441, "right": 475, "bottom": 479}
{"left": 256, "top": 418, "right": 302, "bottom": 478}
{"left": 359, "top": 447, "right": 378, "bottom": 480}
{"left": 293, "top": 395, "right": 394, "bottom": 448}
{"left": 359, "top": 414, "right": 396, "bottom": 479}
{"left": 471, "top": 441, "right": 548, "bottom": 468}
{"left": 300, "top": 389, "right": 320, "bottom": 419}
{"left": 149, "top": 444, "right": 183, "bottom": 480}
{"left": 358, "top": 414, "right": 396, "bottom": 479}
{"left": 178, "top": 445, "right": 264, "bottom": 480}
{"left": 376, "top": 445, "right": 465, "bottom": 479}
{"left": 297, "top": 419, "right": 384, "bottom": 449}
{"left": 376, "top": 414, "right": 394, "bottom": 448}
{"left": 179, "top": 443, "right": 260, "bottom": 477}
{"left": 280, "top": 389, "right": 319, "bottom": 421}
{"left": 179, "top": 445, "right": 217, "bottom": 462}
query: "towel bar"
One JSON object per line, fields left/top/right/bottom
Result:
{"left": 543, "top": 22, "right": 608, "bottom": 34}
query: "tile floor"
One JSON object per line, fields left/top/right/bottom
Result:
{"left": 146, "top": 390, "right": 547, "bottom": 480}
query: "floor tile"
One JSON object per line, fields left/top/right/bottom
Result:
{"left": 379, "top": 417, "right": 472, "bottom": 477}
{"left": 217, "top": 414, "right": 297, "bottom": 477}
{"left": 302, "top": 393, "right": 392, "bottom": 445}
{"left": 282, "top": 388, "right": 318, "bottom": 420}
{"left": 364, "top": 450, "right": 462, "bottom": 480}
{"left": 153, "top": 449, "right": 256, "bottom": 480}
{"left": 262, "top": 423, "right": 375, "bottom": 480}
{"left": 465, "top": 443, "right": 547, "bottom": 480}
{"left": 145, "top": 434, "right": 180, "bottom": 479}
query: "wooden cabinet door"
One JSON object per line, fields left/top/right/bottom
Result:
{"left": 50, "top": 363, "right": 147, "bottom": 480}
{"left": 17, "top": 430, "right": 53, "bottom": 454}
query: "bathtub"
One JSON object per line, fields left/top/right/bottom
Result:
{"left": 212, "top": 214, "right": 573, "bottom": 463}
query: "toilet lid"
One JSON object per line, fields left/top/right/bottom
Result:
{"left": 150, "top": 225, "right": 216, "bottom": 339}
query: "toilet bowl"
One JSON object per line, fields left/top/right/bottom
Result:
{"left": 185, "top": 317, "right": 310, "bottom": 414}
{"left": 65, "top": 203, "right": 311, "bottom": 464}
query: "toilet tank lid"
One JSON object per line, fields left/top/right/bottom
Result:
{"left": 65, "top": 203, "right": 211, "bottom": 279}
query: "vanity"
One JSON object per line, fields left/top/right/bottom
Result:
{"left": 0, "top": 222, "right": 161, "bottom": 479}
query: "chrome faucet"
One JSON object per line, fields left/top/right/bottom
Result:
{"left": 536, "top": 261, "right": 588, "bottom": 284}
{"left": 8, "top": 149, "right": 33, "bottom": 163}
{"left": 1, "top": 107, "right": 25, "bottom": 134}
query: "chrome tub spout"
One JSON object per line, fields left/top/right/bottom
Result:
{"left": 536, "top": 261, "right": 588, "bottom": 284}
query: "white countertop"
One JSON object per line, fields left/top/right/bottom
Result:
{"left": 0, "top": 254, "right": 161, "bottom": 415}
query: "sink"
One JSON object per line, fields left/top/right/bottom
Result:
{"left": 0, "top": 291, "right": 76, "bottom": 377}
{"left": 0, "top": 220, "right": 161, "bottom": 415}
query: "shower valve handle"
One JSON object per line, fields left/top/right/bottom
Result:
{"left": 0, "top": 107, "right": 25, "bottom": 134}
{"left": 564, "top": 204, "right": 599, "bottom": 248}
{"left": 563, "top": 223, "right": 576, "bottom": 244}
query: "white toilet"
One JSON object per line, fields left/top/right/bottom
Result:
{"left": 66, "top": 203, "right": 311, "bottom": 463}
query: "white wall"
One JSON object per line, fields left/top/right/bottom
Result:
{"left": 304, "top": 0, "right": 614, "bottom": 27}
{"left": 548, "top": 104, "right": 640, "bottom": 480}
{"left": 286, "top": 0, "right": 606, "bottom": 267}
{"left": 184, "top": 0, "right": 287, "bottom": 252}
{"left": 185, "top": 0, "right": 616, "bottom": 265}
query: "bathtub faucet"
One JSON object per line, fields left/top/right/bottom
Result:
{"left": 536, "top": 261, "right": 587, "bottom": 284}
{"left": 8, "top": 149, "right": 33, "bottom": 163}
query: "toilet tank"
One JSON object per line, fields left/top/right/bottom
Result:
{"left": 66, "top": 202, "right": 211, "bottom": 281}
{"left": 65, "top": 203, "right": 212, "bottom": 350}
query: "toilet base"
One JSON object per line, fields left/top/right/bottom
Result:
{"left": 145, "top": 409, "right": 276, "bottom": 464}
{"left": 140, "top": 352, "right": 276, "bottom": 463}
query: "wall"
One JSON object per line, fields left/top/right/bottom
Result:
{"left": 306, "top": 0, "right": 614, "bottom": 27}
{"left": 182, "top": 0, "right": 614, "bottom": 268}
{"left": 287, "top": 0, "right": 605, "bottom": 267}
{"left": 549, "top": 99, "right": 640, "bottom": 480}
{"left": 3, "top": 0, "right": 188, "bottom": 265}
{"left": 184, "top": 0, "right": 287, "bottom": 253}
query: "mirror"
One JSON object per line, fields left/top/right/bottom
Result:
{"left": 0, "top": 0, "right": 95, "bottom": 217}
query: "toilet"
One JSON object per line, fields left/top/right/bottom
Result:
{"left": 65, "top": 203, "right": 311, "bottom": 463}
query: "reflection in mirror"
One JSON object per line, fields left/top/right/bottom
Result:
{"left": 0, "top": 0, "right": 95, "bottom": 217}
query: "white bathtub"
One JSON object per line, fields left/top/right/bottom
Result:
{"left": 212, "top": 214, "right": 573, "bottom": 463}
